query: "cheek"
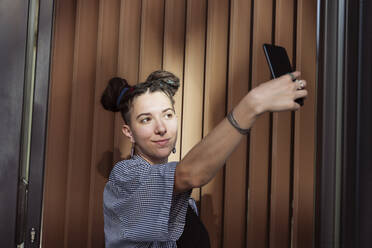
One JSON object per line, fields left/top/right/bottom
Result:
{"left": 168, "top": 119, "right": 178, "bottom": 136}
{"left": 132, "top": 126, "right": 153, "bottom": 143}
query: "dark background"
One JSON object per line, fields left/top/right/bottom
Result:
{"left": 0, "top": 1, "right": 28, "bottom": 247}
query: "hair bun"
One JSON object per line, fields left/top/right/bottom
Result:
{"left": 101, "top": 77, "right": 129, "bottom": 112}
{"left": 146, "top": 70, "right": 180, "bottom": 96}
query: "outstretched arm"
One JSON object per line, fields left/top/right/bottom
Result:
{"left": 174, "top": 71, "right": 307, "bottom": 193}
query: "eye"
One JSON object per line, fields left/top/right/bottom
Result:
{"left": 164, "top": 112, "right": 174, "bottom": 119}
{"left": 140, "top": 117, "right": 151, "bottom": 124}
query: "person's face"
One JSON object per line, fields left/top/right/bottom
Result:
{"left": 122, "top": 91, "right": 178, "bottom": 164}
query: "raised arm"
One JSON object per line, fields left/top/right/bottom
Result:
{"left": 174, "top": 71, "right": 307, "bottom": 193}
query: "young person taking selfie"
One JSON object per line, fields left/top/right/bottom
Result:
{"left": 101, "top": 70, "right": 307, "bottom": 248}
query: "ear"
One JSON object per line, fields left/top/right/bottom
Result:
{"left": 122, "top": 124, "right": 135, "bottom": 143}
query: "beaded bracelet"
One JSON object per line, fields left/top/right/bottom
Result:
{"left": 226, "top": 111, "right": 250, "bottom": 135}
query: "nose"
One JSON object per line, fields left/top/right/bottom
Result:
{"left": 155, "top": 119, "right": 167, "bottom": 136}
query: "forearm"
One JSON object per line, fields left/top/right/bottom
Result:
{"left": 175, "top": 95, "right": 258, "bottom": 191}
{"left": 174, "top": 72, "right": 307, "bottom": 192}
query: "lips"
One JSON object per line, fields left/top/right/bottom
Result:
{"left": 153, "top": 139, "right": 170, "bottom": 146}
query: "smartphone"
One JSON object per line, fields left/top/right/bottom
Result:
{"left": 263, "top": 43, "right": 304, "bottom": 106}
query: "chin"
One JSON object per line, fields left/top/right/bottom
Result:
{"left": 156, "top": 149, "right": 172, "bottom": 159}
{"left": 151, "top": 148, "right": 171, "bottom": 160}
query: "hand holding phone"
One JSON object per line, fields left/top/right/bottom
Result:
{"left": 263, "top": 43, "right": 304, "bottom": 106}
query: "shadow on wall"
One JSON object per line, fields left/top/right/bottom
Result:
{"left": 98, "top": 148, "right": 133, "bottom": 179}
{"left": 97, "top": 150, "right": 114, "bottom": 179}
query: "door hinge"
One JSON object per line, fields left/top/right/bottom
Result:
{"left": 30, "top": 228, "right": 36, "bottom": 243}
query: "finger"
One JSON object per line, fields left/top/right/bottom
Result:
{"left": 286, "top": 71, "right": 301, "bottom": 81}
{"left": 293, "top": 102, "right": 301, "bottom": 110}
{"left": 294, "top": 89, "right": 308, "bottom": 99}
{"left": 292, "top": 71, "right": 301, "bottom": 78}
{"left": 294, "top": 79, "right": 307, "bottom": 90}
{"left": 286, "top": 101, "right": 301, "bottom": 111}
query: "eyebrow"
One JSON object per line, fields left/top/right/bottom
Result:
{"left": 136, "top": 108, "right": 175, "bottom": 120}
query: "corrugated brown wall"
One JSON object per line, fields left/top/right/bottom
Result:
{"left": 42, "top": 0, "right": 316, "bottom": 247}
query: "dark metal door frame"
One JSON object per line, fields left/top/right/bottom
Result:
{"left": 353, "top": 0, "right": 372, "bottom": 246}
{"left": 0, "top": 1, "right": 29, "bottom": 247}
{"left": 315, "top": 0, "right": 372, "bottom": 247}
{"left": 0, "top": 0, "right": 54, "bottom": 247}
{"left": 24, "top": 0, "right": 54, "bottom": 247}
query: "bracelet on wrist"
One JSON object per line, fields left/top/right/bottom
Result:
{"left": 226, "top": 111, "right": 250, "bottom": 135}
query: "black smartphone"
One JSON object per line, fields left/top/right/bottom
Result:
{"left": 263, "top": 43, "right": 304, "bottom": 106}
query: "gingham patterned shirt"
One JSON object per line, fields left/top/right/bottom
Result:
{"left": 103, "top": 155, "right": 191, "bottom": 248}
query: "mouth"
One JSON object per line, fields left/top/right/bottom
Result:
{"left": 152, "top": 138, "right": 170, "bottom": 147}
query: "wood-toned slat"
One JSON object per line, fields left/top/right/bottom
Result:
{"left": 163, "top": 0, "right": 186, "bottom": 162}
{"left": 181, "top": 0, "right": 207, "bottom": 204}
{"left": 292, "top": 0, "right": 316, "bottom": 247}
{"left": 63, "top": 0, "right": 99, "bottom": 247}
{"left": 42, "top": 0, "right": 76, "bottom": 247}
{"left": 138, "top": 0, "right": 165, "bottom": 81}
{"left": 43, "top": 1, "right": 318, "bottom": 247}
{"left": 223, "top": 0, "right": 251, "bottom": 247}
{"left": 269, "top": 0, "right": 295, "bottom": 247}
{"left": 87, "top": 1, "right": 120, "bottom": 247}
{"left": 246, "top": 0, "right": 273, "bottom": 247}
{"left": 201, "top": 0, "right": 229, "bottom": 247}
{"left": 115, "top": 0, "right": 142, "bottom": 162}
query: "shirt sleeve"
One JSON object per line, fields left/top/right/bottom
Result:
{"left": 103, "top": 159, "right": 190, "bottom": 244}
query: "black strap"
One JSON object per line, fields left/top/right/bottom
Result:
{"left": 176, "top": 205, "right": 210, "bottom": 248}
{"left": 227, "top": 111, "right": 250, "bottom": 135}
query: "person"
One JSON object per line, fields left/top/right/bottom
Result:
{"left": 101, "top": 70, "right": 307, "bottom": 248}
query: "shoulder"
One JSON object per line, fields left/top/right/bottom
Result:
{"left": 108, "top": 156, "right": 149, "bottom": 184}
{"left": 108, "top": 156, "right": 180, "bottom": 187}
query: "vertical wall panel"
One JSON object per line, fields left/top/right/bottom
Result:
{"left": 44, "top": 0, "right": 318, "bottom": 247}
{"left": 224, "top": 0, "right": 251, "bottom": 247}
{"left": 246, "top": 0, "right": 273, "bottom": 247}
{"left": 87, "top": 1, "right": 120, "bottom": 247}
{"left": 181, "top": 0, "right": 207, "bottom": 203}
{"left": 42, "top": 0, "right": 76, "bottom": 247}
{"left": 163, "top": 0, "right": 186, "bottom": 162}
{"left": 201, "top": 0, "right": 229, "bottom": 247}
{"left": 63, "top": 0, "right": 99, "bottom": 246}
{"left": 269, "top": 0, "right": 294, "bottom": 247}
{"left": 139, "top": 0, "right": 165, "bottom": 81}
{"left": 292, "top": 0, "right": 316, "bottom": 247}
{"left": 115, "top": 0, "right": 142, "bottom": 162}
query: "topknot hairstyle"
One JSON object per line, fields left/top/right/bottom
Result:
{"left": 101, "top": 70, "right": 180, "bottom": 124}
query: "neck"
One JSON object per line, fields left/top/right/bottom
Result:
{"left": 134, "top": 151, "right": 168, "bottom": 165}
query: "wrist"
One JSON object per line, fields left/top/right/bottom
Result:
{"left": 231, "top": 95, "right": 259, "bottom": 130}
{"left": 227, "top": 111, "right": 250, "bottom": 135}
{"left": 245, "top": 90, "right": 265, "bottom": 116}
